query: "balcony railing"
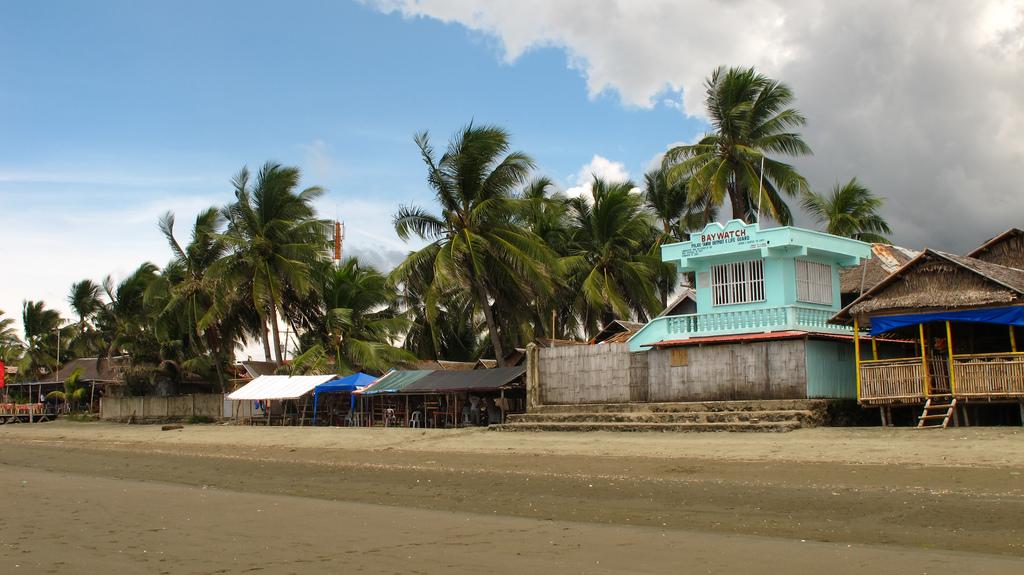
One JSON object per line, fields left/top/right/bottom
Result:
{"left": 628, "top": 304, "right": 853, "bottom": 351}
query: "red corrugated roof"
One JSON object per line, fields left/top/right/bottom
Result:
{"left": 651, "top": 331, "right": 911, "bottom": 348}
{"left": 650, "top": 331, "right": 851, "bottom": 348}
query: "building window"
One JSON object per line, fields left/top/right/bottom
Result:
{"left": 670, "top": 348, "right": 689, "bottom": 366}
{"left": 796, "top": 259, "right": 833, "bottom": 305}
{"left": 711, "top": 259, "right": 765, "bottom": 306}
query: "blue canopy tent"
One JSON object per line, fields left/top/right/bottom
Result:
{"left": 311, "top": 372, "right": 377, "bottom": 425}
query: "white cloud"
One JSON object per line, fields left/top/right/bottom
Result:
{"left": 369, "top": 0, "right": 1024, "bottom": 252}
{"left": 0, "top": 180, "right": 407, "bottom": 350}
{"left": 301, "top": 139, "right": 341, "bottom": 182}
{"left": 564, "top": 154, "right": 632, "bottom": 199}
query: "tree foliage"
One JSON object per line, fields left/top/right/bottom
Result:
{"left": 802, "top": 178, "right": 892, "bottom": 243}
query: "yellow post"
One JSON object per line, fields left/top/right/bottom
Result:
{"left": 854, "top": 318, "right": 862, "bottom": 402}
{"left": 946, "top": 321, "right": 956, "bottom": 395}
{"left": 871, "top": 337, "right": 878, "bottom": 360}
{"left": 1011, "top": 326, "right": 1018, "bottom": 353}
{"left": 920, "top": 323, "right": 930, "bottom": 395}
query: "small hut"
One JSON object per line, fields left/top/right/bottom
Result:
{"left": 831, "top": 249, "right": 1024, "bottom": 426}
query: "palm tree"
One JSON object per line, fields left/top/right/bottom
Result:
{"left": 209, "top": 162, "right": 327, "bottom": 364}
{"left": 300, "top": 258, "right": 414, "bottom": 374}
{"left": 392, "top": 124, "right": 557, "bottom": 366}
{"left": 565, "top": 177, "right": 662, "bottom": 334}
{"left": 148, "top": 208, "right": 237, "bottom": 391}
{"left": 396, "top": 251, "right": 483, "bottom": 362}
{"left": 46, "top": 367, "right": 88, "bottom": 412}
{"left": 0, "top": 309, "right": 23, "bottom": 365}
{"left": 643, "top": 166, "right": 718, "bottom": 306}
{"left": 643, "top": 167, "right": 717, "bottom": 243}
{"left": 67, "top": 279, "right": 104, "bottom": 357}
{"left": 802, "top": 178, "right": 892, "bottom": 243}
{"left": 97, "top": 263, "right": 161, "bottom": 363}
{"left": 664, "top": 66, "right": 812, "bottom": 224}
{"left": 516, "top": 178, "right": 582, "bottom": 340}
{"left": 20, "top": 301, "right": 65, "bottom": 378}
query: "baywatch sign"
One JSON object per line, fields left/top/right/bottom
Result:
{"left": 699, "top": 228, "right": 747, "bottom": 243}
{"left": 674, "top": 220, "right": 760, "bottom": 258}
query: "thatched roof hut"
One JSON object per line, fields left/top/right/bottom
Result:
{"left": 54, "top": 356, "right": 129, "bottom": 383}
{"left": 967, "top": 228, "right": 1024, "bottom": 270}
{"left": 832, "top": 249, "right": 1024, "bottom": 325}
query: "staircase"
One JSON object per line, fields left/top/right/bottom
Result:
{"left": 493, "top": 400, "right": 826, "bottom": 433}
{"left": 917, "top": 397, "right": 958, "bottom": 429}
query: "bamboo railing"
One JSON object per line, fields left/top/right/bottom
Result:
{"left": 859, "top": 354, "right": 1024, "bottom": 403}
{"left": 951, "top": 353, "right": 1024, "bottom": 398}
{"left": 859, "top": 359, "right": 927, "bottom": 404}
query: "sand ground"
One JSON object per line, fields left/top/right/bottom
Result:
{"left": 1, "top": 422, "right": 1023, "bottom": 574}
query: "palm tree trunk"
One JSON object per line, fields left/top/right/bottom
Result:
{"left": 268, "top": 301, "right": 283, "bottom": 365}
{"left": 260, "top": 321, "right": 272, "bottom": 362}
{"left": 728, "top": 180, "right": 752, "bottom": 223}
{"left": 474, "top": 279, "right": 507, "bottom": 367}
{"left": 727, "top": 167, "right": 753, "bottom": 222}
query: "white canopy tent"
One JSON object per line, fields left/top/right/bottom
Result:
{"left": 228, "top": 374, "right": 338, "bottom": 401}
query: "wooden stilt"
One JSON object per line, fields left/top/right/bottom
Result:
{"left": 946, "top": 321, "right": 956, "bottom": 396}
{"left": 854, "top": 319, "right": 862, "bottom": 402}
{"left": 920, "top": 324, "right": 930, "bottom": 395}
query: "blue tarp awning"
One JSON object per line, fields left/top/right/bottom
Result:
{"left": 314, "top": 372, "right": 377, "bottom": 394}
{"left": 870, "top": 306, "right": 1024, "bottom": 336}
{"left": 312, "top": 372, "right": 378, "bottom": 425}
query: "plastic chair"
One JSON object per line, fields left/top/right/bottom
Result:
{"left": 409, "top": 411, "right": 422, "bottom": 428}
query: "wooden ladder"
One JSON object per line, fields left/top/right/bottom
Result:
{"left": 917, "top": 397, "right": 958, "bottom": 429}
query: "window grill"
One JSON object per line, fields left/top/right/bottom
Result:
{"left": 711, "top": 259, "right": 765, "bottom": 306}
{"left": 796, "top": 259, "right": 833, "bottom": 305}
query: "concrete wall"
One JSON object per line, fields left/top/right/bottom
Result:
{"left": 100, "top": 394, "right": 225, "bottom": 421}
{"left": 528, "top": 337, "right": 855, "bottom": 406}
{"left": 534, "top": 343, "right": 644, "bottom": 405}
{"left": 646, "top": 339, "right": 808, "bottom": 402}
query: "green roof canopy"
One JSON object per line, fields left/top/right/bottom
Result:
{"left": 357, "top": 370, "right": 432, "bottom": 395}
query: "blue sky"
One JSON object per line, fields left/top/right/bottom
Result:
{"left": 4, "top": 0, "right": 1024, "bottom": 333}
{"left": 0, "top": 0, "right": 705, "bottom": 325}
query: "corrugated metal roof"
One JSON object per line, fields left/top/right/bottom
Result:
{"left": 227, "top": 374, "right": 337, "bottom": 400}
{"left": 357, "top": 370, "right": 432, "bottom": 395}
{"left": 652, "top": 331, "right": 853, "bottom": 348}
{"left": 240, "top": 361, "right": 279, "bottom": 379}
{"left": 404, "top": 366, "right": 526, "bottom": 393}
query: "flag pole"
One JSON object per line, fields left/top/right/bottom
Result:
{"left": 756, "top": 155, "right": 765, "bottom": 225}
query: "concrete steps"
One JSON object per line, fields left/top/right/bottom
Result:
{"left": 506, "top": 409, "right": 814, "bottom": 425}
{"left": 492, "top": 421, "right": 802, "bottom": 433}
{"left": 495, "top": 400, "right": 824, "bottom": 433}
{"left": 528, "top": 399, "right": 824, "bottom": 414}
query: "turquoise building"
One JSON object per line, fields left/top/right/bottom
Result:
{"left": 625, "top": 220, "right": 873, "bottom": 401}
{"left": 630, "top": 220, "right": 871, "bottom": 351}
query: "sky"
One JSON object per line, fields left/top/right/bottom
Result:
{"left": 2, "top": 0, "right": 1023, "bottom": 336}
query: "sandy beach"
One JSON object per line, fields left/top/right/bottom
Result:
{"left": 2, "top": 422, "right": 1024, "bottom": 574}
